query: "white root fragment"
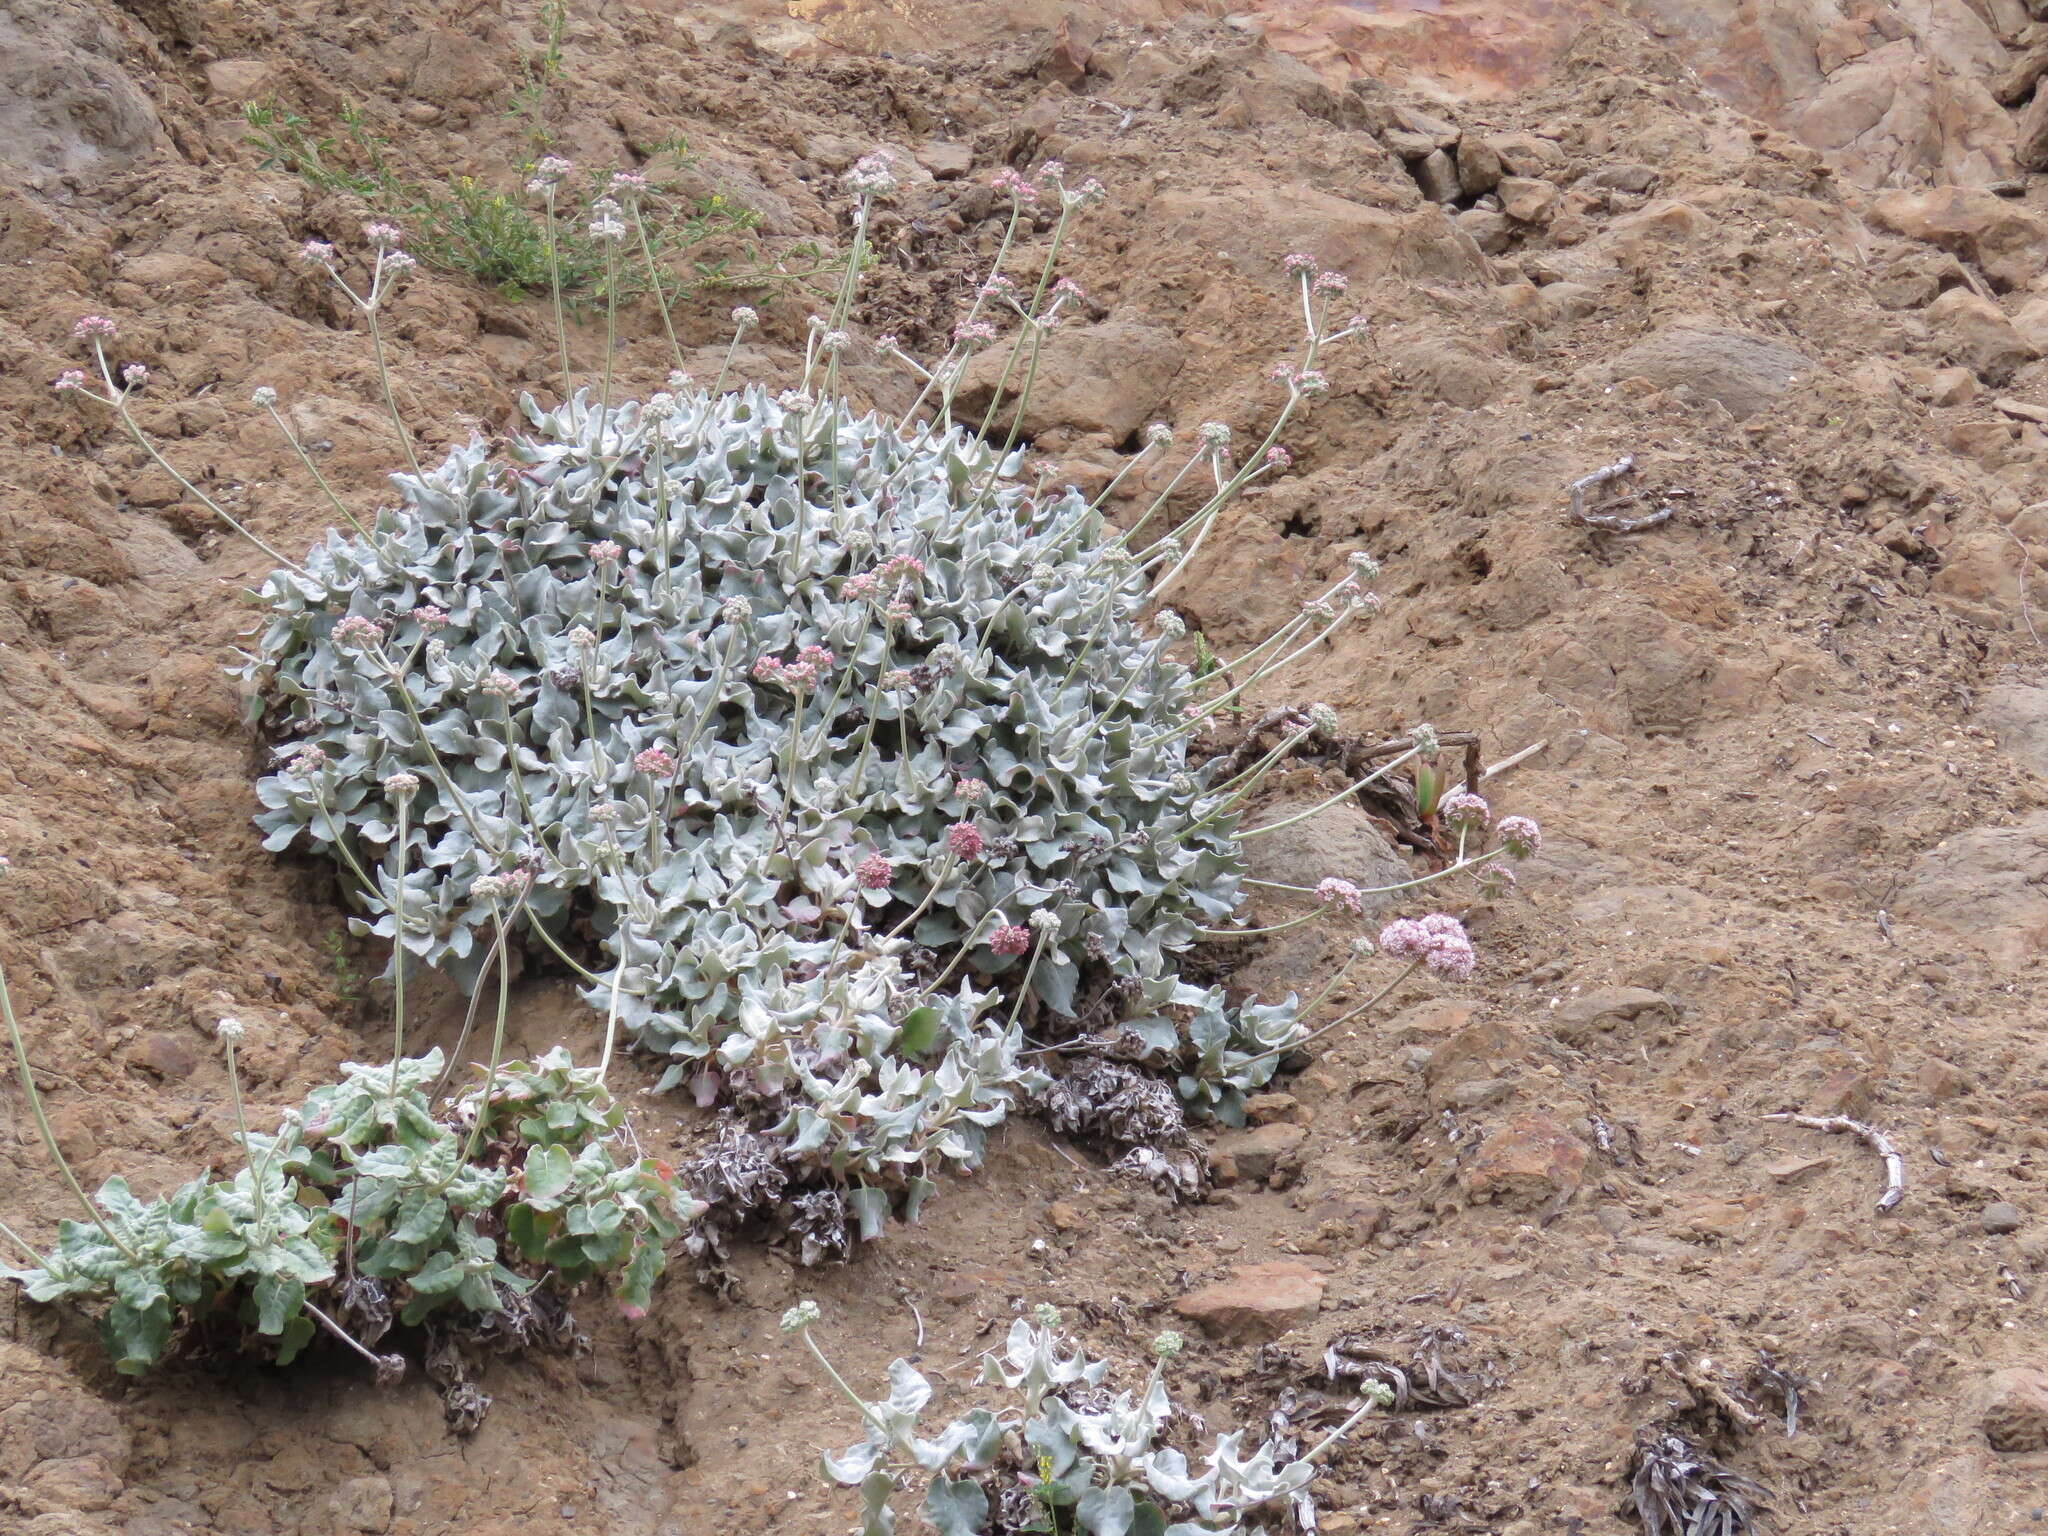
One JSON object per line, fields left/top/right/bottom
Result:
{"left": 1567, "top": 454, "right": 1674, "bottom": 532}
{"left": 1764, "top": 1112, "right": 1905, "bottom": 1212}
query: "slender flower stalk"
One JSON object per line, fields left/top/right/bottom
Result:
{"left": 460, "top": 896, "right": 516, "bottom": 1165}
{"left": 361, "top": 249, "right": 424, "bottom": 481}
{"left": 77, "top": 344, "right": 307, "bottom": 575}
{"left": 1234, "top": 959, "right": 1422, "bottom": 1072}
{"left": 1, "top": 954, "right": 141, "bottom": 1260}
{"left": 256, "top": 391, "right": 370, "bottom": 537}
{"left": 217, "top": 1021, "right": 266, "bottom": 1224}
{"left": 1237, "top": 749, "right": 1420, "bottom": 837}
{"left": 541, "top": 182, "right": 573, "bottom": 399}
{"left": 627, "top": 197, "right": 687, "bottom": 375}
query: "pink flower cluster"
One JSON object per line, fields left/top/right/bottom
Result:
{"left": 947, "top": 821, "right": 985, "bottom": 861}
{"left": 1378, "top": 913, "right": 1476, "bottom": 979}
{"left": 988, "top": 922, "right": 1032, "bottom": 956}
{"left": 633, "top": 747, "right": 676, "bottom": 776}
{"left": 1315, "top": 877, "right": 1364, "bottom": 916}
{"left": 1438, "top": 790, "right": 1490, "bottom": 829}
{"left": 1497, "top": 815, "right": 1542, "bottom": 857}
{"left": 991, "top": 167, "right": 1039, "bottom": 205}
{"left": 856, "top": 852, "right": 894, "bottom": 890}
{"left": 954, "top": 776, "right": 988, "bottom": 804}
{"left": 752, "top": 645, "right": 835, "bottom": 689}
{"left": 411, "top": 604, "right": 450, "bottom": 629}
{"left": 590, "top": 540, "right": 623, "bottom": 564}
{"left": 72, "top": 315, "right": 118, "bottom": 340}
{"left": 953, "top": 319, "right": 998, "bottom": 345}
{"left": 331, "top": 615, "right": 387, "bottom": 647}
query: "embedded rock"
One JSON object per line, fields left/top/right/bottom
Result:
{"left": 1415, "top": 147, "right": 1461, "bottom": 203}
{"left": 1499, "top": 176, "right": 1559, "bottom": 224}
{"left": 1552, "top": 987, "right": 1677, "bottom": 1047}
{"left": 1981, "top": 684, "right": 2048, "bottom": 778}
{"left": 1240, "top": 799, "right": 1409, "bottom": 914}
{"left": 1173, "top": 1260, "right": 1326, "bottom": 1342}
{"left": 1597, "top": 323, "right": 1815, "bottom": 420}
{"left": 1923, "top": 290, "right": 2039, "bottom": 384}
{"left": 1899, "top": 811, "right": 2048, "bottom": 962}
{"left": 1424, "top": 1020, "right": 1528, "bottom": 1107}
{"left": 0, "top": 3, "right": 163, "bottom": 178}
{"left": 1455, "top": 135, "right": 1503, "bottom": 196}
{"left": 1980, "top": 1367, "right": 2048, "bottom": 1451}
{"left": 1870, "top": 189, "right": 2048, "bottom": 293}
{"left": 1459, "top": 1113, "right": 1588, "bottom": 1210}
{"left": 1210, "top": 1121, "right": 1309, "bottom": 1185}
{"left": 957, "top": 319, "right": 1184, "bottom": 442}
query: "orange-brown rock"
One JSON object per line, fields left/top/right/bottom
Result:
{"left": 1172, "top": 1261, "right": 1326, "bottom": 1342}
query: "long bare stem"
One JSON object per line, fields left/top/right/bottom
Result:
{"left": 0, "top": 955, "right": 139, "bottom": 1260}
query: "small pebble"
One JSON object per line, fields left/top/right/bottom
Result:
{"left": 1983, "top": 1201, "right": 2024, "bottom": 1235}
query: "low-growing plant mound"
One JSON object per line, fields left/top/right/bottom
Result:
{"left": 240, "top": 381, "right": 1342, "bottom": 1245}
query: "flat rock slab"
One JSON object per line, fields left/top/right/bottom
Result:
{"left": 1597, "top": 323, "right": 1816, "bottom": 419}
{"left": 1172, "top": 1260, "right": 1325, "bottom": 1343}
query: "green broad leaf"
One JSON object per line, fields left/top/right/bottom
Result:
{"left": 391, "top": 1190, "right": 451, "bottom": 1245}
{"left": 524, "top": 1144, "right": 575, "bottom": 1203}
{"left": 112, "top": 1262, "right": 168, "bottom": 1315}
{"left": 848, "top": 1186, "right": 890, "bottom": 1243}
{"left": 274, "top": 1313, "right": 316, "bottom": 1367}
{"left": 407, "top": 1251, "right": 466, "bottom": 1294}
{"left": 902, "top": 1176, "right": 937, "bottom": 1226}
{"left": 103, "top": 1294, "right": 173, "bottom": 1375}
{"left": 617, "top": 1236, "right": 661, "bottom": 1313}
{"left": 895, "top": 1005, "right": 941, "bottom": 1057}
{"left": 455, "top": 1270, "right": 500, "bottom": 1314}
{"left": 505, "top": 1202, "right": 551, "bottom": 1259}
{"left": 859, "top": 1471, "right": 899, "bottom": 1536}
{"left": 253, "top": 1274, "right": 305, "bottom": 1336}
{"left": 1076, "top": 1485, "right": 1136, "bottom": 1536}
{"left": 923, "top": 1478, "right": 989, "bottom": 1536}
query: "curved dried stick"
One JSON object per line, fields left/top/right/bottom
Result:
{"left": 1763, "top": 1112, "right": 1905, "bottom": 1212}
{"left": 1568, "top": 454, "right": 1672, "bottom": 533}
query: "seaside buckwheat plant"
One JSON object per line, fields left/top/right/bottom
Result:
{"left": 36, "top": 156, "right": 1543, "bottom": 1273}
{"left": 785, "top": 1300, "right": 1390, "bottom": 1533}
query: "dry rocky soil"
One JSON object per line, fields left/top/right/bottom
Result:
{"left": 11, "top": 0, "right": 2048, "bottom": 1532}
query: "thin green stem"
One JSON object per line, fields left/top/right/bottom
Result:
{"left": 0, "top": 1213, "right": 45, "bottom": 1265}
{"left": 801, "top": 1329, "right": 893, "bottom": 1440}
{"left": 1194, "top": 908, "right": 1323, "bottom": 941}
{"left": 222, "top": 1037, "right": 266, "bottom": 1224}
{"left": 1235, "top": 960, "right": 1422, "bottom": 1073}
{"left": 461, "top": 901, "right": 515, "bottom": 1164}
{"left": 389, "top": 796, "right": 410, "bottom": 1093}
{"left": 363, "top": 260, "right": 423, "bottom": 481}
{"left": 0, "top": 955, "right": 140, "bottom": 1260}
{"left": 262, "top": 401, "right": 369, "bottom": 537}
{"left": 1238, "top": 751, "right": 1420, "bottom": 838}
{"left": 543, "top": 188, "right": 572, "bottom": 401}
{"left": 629, "top": 200, "right": 686, "bottom": 375}
{"left": 1005, "top": 928, "right": 1053, "bottom": 1029}
{"left": 883, "top": 850, "right": 960, "bottom": 943}
{"left": 90, "top": 350, "right": 306, "bottom": 575}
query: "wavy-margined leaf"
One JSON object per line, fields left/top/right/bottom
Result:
{"left": 923, "top": 1478, "right": 990, "bottom": 1536}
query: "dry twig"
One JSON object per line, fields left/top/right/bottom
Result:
{"left": 1568, "top": 454, "right": 1674, "bottom": 533}
{"left": 1764, "top": 1112, "right": 1905, "bottom": 1212}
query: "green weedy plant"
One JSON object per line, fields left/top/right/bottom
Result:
{"left": 1, "top": 949, "right": 702, "bottom": 1383}
{"left": 44, "top": 151, "right": 1541, "bottom": 1265}
{"left": 243, "top": 102, "right": 827, "bottom": 305}
{"left": 785, "top": 1300, "right": 1391, "bottom": 1534}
